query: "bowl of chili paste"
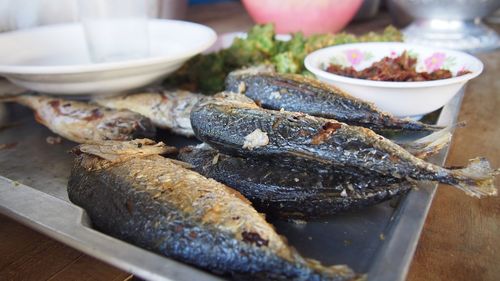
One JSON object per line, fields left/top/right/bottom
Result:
{"left": 305, "top": 42, "right": 483, "bottom": 118}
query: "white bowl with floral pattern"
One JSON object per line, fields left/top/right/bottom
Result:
{"left": 304, "top": 42, "right": 483, "bottom": 118}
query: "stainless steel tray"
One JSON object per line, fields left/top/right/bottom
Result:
{"left": 0, "top": 88, "right": 464, "bottom": 281}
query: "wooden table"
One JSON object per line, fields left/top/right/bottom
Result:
{"left": 1, "top": 2, "right": 499, "bottom": 281}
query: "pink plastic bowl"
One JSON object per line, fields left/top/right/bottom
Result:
{"left": 242, "top": 0, "right": 363, "bottom": 35}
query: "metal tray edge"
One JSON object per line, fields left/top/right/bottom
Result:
{"left": 367, "top": 88, "right": 465, "bottom": 281}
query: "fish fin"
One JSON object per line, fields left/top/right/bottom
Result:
{"left": 214, "top": 91, "right": 257, "bottom": 106}
{"left": 74, "top": 139, "right": 177, "bottom": 162}
{"left": 195, "top": 142, "right": 214, "bottom": 150}
{"left": 398, "top": 117, "right": 446, "bottom": 132}
{"left": 451, "top": 157, "right": 498, "bottom": 198}
{"left": 0, "top": 83, "right": 27, "bottom": 99}
{"left": 0, "top": 92, "right": 39, "bottom": 108}
{"left": 401, "top": 126, "right": 453, "bottom": 158}
{"left": 401, "top": 122, "right": 466, "bottom": 159}
{"left": 166, "top": 158, "right": 194, "bottom": 169}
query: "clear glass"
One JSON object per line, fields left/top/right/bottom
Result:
{"left": 78, "top": 0, "right": 150, "bottom": 63}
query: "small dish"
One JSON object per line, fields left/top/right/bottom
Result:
{"left": 0, "top": 19, "right": 216, "bottom": 96}
{"left": 304, "top": 42, "right": 483, "bottom": 118}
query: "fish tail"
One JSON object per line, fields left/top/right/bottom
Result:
{"left": 0, "top": 93, "right": 37, "bottom": 108}
{"left": 401, "top": 126, "right": 454, "bottom": 158}
{"left": 448, "top": 157, "right": 498, "bottom": 198}
{"left": 0, "top": 94, "right": 19, "bottom": 103}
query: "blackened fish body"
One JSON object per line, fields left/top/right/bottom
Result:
{"left": 190, "top": 93, "right": 497, "bottom": 198}
{"left": 179, "top": 145, "right": 412, "bottom": 219}
{"left": 68, "top": 139, "right": 358, "bottom": 281}
{"left": 225, "top": 70, "right": 441, "bottom": 132}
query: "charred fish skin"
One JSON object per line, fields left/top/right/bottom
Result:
{"left": 190, "top": 93, "right": 497, "bottom": 198}
{"left": 68, "top": 140, "right": 357, "bottom": 281}
{"left": 3, "top": 94, "right": 155, "bottom": 143}
{"left": 178, "top": 146, "right": 412, "bottom": 219}
{"left": 225, "top": 70, "right": 441, "bottom": 132}
{"left": 95, "top": 89, "right": 203, "bottom": 137}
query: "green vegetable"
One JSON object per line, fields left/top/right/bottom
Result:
{"left": 164, "top": 24, "right": 402, "bottom": 95}
{"left": 227, "top": 23, "right": 276, "bottom": 65}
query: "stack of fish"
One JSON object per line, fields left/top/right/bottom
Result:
{"left": 179, "top": 70, "right": 496, "bottom": 219}
{"left": 71, "top": 72, "right": 496, "bottom": 280}
{"left": 3, "top": 69, "right": 497, "bottom": 280}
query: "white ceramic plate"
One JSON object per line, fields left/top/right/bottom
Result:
{"left": 0, "top": 19, "right": 216, "bottom": 96}
{"left": 305, "top": 42, "right": 483, "bottom": 118}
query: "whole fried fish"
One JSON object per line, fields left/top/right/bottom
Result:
{"left": 95, "top": 89, "right": 203, "bottom": 137}
{"left": 94, "top": 87, "right": 449, "bottom": 156}
{"left": 225, "top": 69, "right": 442, "bottom": 132}
{"left": 2, "top": 94, "right": 155, "bottom": 143}
{"left": 179, "top": 145, "right": 412, "bottom": 219}
{"left": 190, "top": 93, "right": 497, "bottom": 198}
{"left": 68, "top": 139, "right": 358, "bottom": 281}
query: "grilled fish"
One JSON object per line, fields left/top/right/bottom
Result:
{"left": 190, "top": 93, "right": 497, "bottom": 198}
{"left": 225, "top": 69, "right": 442, "bottom": 132}
{"left": 2, "top": 94, "right": 155, "bottom": 143}
{"left": 68, "top": 139, "right": 358, "bottom": 281}
{"left": 178, "top": 145, "right": 412, "bottom": 219}
{"left": 95, "top": 89, "right": 203, "bottom": 137}
{"left": 95, "top": 87, "right": 449, "bottom": 156}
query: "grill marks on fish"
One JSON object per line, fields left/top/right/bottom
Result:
{"left": 2, "top": 94, "right": 155, "bottom": 143}
{"left": 68, "top": 140, "right": 357, "bottom": 280}
{"left": 190, "top": 93, "right": 497, "bottom": 198}
{"left": 178, "top": 146, "right": 413, "bottom": 219}
{"left": 225, "top": 71, "right": 442, "bottom": 132}
{"left": 95, "top": 89, "right": 203, "bottom": 137}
